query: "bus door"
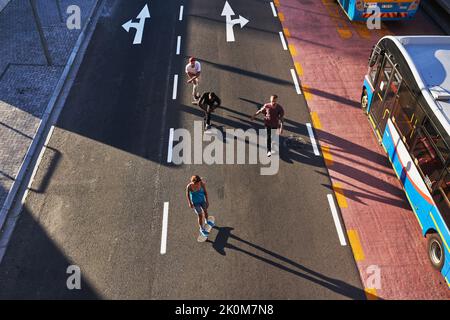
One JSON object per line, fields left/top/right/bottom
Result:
{"left": 368, "top": 56, "right": 399, "bottom": 139}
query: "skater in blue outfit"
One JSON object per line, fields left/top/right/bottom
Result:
{"left": 186, "top": 175, "right": 213, "bottom": 237}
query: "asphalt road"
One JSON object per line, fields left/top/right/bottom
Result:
{"left": 0, "top": 0, "right": 364, "bottom": 299}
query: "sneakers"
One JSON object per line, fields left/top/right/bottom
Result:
{"left": 200, "top": 227, "right": 209, "bottom": 237}
{"left": 267, "top": 151, "right": 271, "bottom": 157}
{"left": 206, "top": 219, "right": 215, "bottom": 227}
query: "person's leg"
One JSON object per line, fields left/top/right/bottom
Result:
{"left": 266, "top": 127, "right": 272, "bottom": 153}
{"left": 193, "top": 78, "right": 200, "bottom": 99}
{"left": 206, "top": 105, "right": 211, "bottom": 126}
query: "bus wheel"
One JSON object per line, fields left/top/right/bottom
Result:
{"left": 361, "top": 88, "right": 368, "bottom": 114}
{"left": 428, "top": 233, "right": 445, "bottom": 271}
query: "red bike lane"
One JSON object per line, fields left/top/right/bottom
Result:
{"left": 276, "top": 0, "right": 450, "bottom": 299}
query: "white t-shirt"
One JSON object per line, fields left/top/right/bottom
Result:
{"left": 185, "top": 61, "right": 201, "bottom": 75}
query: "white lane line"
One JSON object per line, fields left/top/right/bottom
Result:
{"left": 279, "top": 31, "right": 287, "bottom": 50}
{"left": 176, "top": 36, "right": 181, "bottom": 55}
{"left": 167, "top": 128, "right": 174, "bottom": 163}
{"left": 161, "top": 202, "right": 170, "bottom": 254}
{"left": 306, "top": 123, "right": 320, "bottom": 156}
{"left": 327, "top": 194, "right": 347, "bottom": 246}
{"left": 290, "top": 68, "right": 302, "bottom": 95}
{"left": 172, "top": 74, "right": 178, "bottom": 100}
{"left": 179, "top": 5, "right": 184, "bottom": 21}
{"left": 270, "top": 2, "right": 278, "bottom": 17}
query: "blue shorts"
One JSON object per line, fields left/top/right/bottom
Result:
{"left": 193, "top": 202, "right": 208, "bottom": 215}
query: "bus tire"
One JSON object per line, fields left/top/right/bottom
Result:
{"left": 428, "top": 233, "right": 445, "bottom": 271}
{"left": 361, "top": 88, "right": 368, "bottom": 114}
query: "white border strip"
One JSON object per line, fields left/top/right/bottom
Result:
{"left": 306, "top": 123, "right": 320, "bottom": 156}
{"left": 160, "top": 202, "right": 169, "bottom": 254}
{"left": 270, "top": 2, "right": 278, "bottom": 17}
{"left": 279, "top": 31, "right": 287, "bottom": 50}
{"left": 172, "top": 74, "right": 178, "bottom": 100}
{"left": 167, "top": 128, "right": 174, "bottom": 163}
{"left": 327, "top": 194, "right": 347, "bottom": 246}
{"left": 179, "top": 5, "right": 184, "bottom": 21}
{"left": 176, "top": 36, "right": 181, "bottom": 55}
{"left": 290, "top": 68, "right": 302, "bottom": 95}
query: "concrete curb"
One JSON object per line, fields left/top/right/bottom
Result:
{"left": 0, "top": 0, "right": 104, "bottom": 260}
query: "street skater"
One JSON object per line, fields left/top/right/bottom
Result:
{"left": 196, "top": 91, "right": 221, "bottom": 131}
{"left": 251, "top": 95, "right": 285, "bottom": 157}
{"left": 185, "top": 57, "right": 201, "bottom": 102}
{"left": 186, "top": 175, "right": 210, "bottom": 237}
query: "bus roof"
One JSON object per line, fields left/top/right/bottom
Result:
{"left": 385, "top": 36, "right": 450, "bottom": 135}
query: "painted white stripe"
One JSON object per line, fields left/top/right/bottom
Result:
{"left": 160, "top": 202, "right": 169, "bottom": 254}
{"left": 290, "top": 68, "right": 302, "bottom": 95}
{"left": 172, "top": 74, "right": 178, "bottom": 100}
{"left": 167, "top": 128, "right": 174, "bottom": 163}
{"left": 179, "top": 5, "right": 184, "bottom": 21}
{"left": 327, "top": 194, "right": 347, "bottom": 246}
{"left": 270, "top": 2, "right": 278, "bottom": 17}
{"left": 279, "top": 31, "right": 287, "bottom": 50}
{"left": 176, "top": 36, "right": 181, "bottom": 55}
{"left": 306, "top": 123, "right": 320, "bottom": 156}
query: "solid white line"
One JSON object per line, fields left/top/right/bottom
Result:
{"left": 306, "top": 123, "right": 320, "bottom": 156}
{"left": 176, "top": 36, "right": 181, "bottom": 55}
{"left": 270, "top": 2, "right": 278, "bottom": 17}
{"left": 161, "top": 202, "right": 169, "bottom": 254}
{"left": 279, "top": 31, "right": 287, "bottom": 50}
{"left": 290, "top": 68, "right": 302, "bottom": 95}
{"left": 172, "top": 74, "right": 178, "bottom": 100}
{"left": 327, "top": 194, "right": 347, "bottom": 246}
{"left": 179, "top": 5, "right": 184, "bottom": 21}
{"left": 167, "top": 128, "right": 174, "bottom": 163}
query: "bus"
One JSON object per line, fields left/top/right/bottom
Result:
{"left": 337, "top": 0, "right": 421, "bottom": 21}
{"left": 361, "top": 36, "right": 450, "bottom": 287}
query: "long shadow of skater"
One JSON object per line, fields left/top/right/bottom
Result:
{"left": 207, "top": 226, "right": 379, "bottom": 300}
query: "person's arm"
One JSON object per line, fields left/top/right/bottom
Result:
{"left": 202, "top": 182, "right": 209, "bottom": 205}
{"left": 251, "top": 106, "right": 265, "bottom": 121}
{"left": 186, "top": 184, "right": 193, "bottom": 208}
{"left": 187, "top": 71, "right": 201, "bottom": 83}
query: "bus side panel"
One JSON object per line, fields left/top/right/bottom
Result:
{"left": 429, "top": 205, "right": 450, "bottom": 280}
{"left": 363, "top": 77, "right": 375, "bottom": 113}
{"left": 382, "top": 120, "right": 434, "bottom": 233}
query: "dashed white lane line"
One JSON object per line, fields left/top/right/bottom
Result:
{"left": 179, "top": 5, "right": 184, "bottom": 21}
{"left": 306, "top": 122, "right": 320, "bottom": 156}
{"left": 327, "top": 194, "right": 347, "bottom": 246}
{"left": 176, "top": 36, "right": 181, "bottom": 55}
{"left": 270, "top": 2, "right": 278, "bottom": 17}
{"left": 167, "top": 128, "right": 174, "bottom": 163}
{"left": 279, "top": 31, "right": 287, "bottom": 50}
{"left": 161, "top": 202, "right": 170, "bottom": 254}
{"left": 172, "top": 74, "right": 178, "bottom": 100}
{"left": 290, "top": 68, "right": 302, "bottom": 95}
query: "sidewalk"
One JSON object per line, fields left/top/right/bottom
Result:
{"left": 277, "top": 0, "right": 450, "bottom": 299}
{"left": 0, "top": 1, "right": 96, "bottom": 220}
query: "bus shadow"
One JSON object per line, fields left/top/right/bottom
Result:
{"left": 206, "top": 226, "right": 375, "bottom": 300}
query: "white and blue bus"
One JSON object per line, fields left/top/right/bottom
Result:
{"left": 361, "top": 36, "right": 450, "bottom": 287}
{"left": 337, "top": 0, "right": 420, "bottom": 21}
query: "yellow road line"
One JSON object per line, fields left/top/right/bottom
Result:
{"left": 278, "top": 12, "right": 285, "bottom": 21}
{"left": 274, "top": 0, "right": 280, "bottom": 7}
{"left": 347, "top": 230, "right": 365, "bottom": 261}
{"left": 321, "top": 145, "right": 333, "bottom": 166}
{"left": 302, "top": 85, "right": 312, "bottom": 101}
{"left": 365, "top": 288, "right": 378, "bottom": 300}
{"left": 336, "top": 28, "right": 352, "bottom": 39}
{"left": 332, "top": 183, "right": 348, "bottom": 208}
{"left": 283, "top": 27, "right": 291, "bottom": 38}
{"left": 294, "top": 62, "right": 303, "bottom": 77}
{"left": 310, "top": 112, "right": 322, "bottom": 129}
{"left": 288, "top": 44, "right": 297, "bottom": 57}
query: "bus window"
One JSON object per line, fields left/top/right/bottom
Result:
{"left": 368, "top": 47, "right": 382, "bottom": 85}
{"left": 377, "top": 59, "right": 393, "bottom": 99}
{"left": 433, "top": 171, "right": 450, "bottom": 229}
{"left": 412, "top": 119, "right": 446, "bottom": 190}
{"left": 392, "top": 83, "right": 423, "bottom": 147}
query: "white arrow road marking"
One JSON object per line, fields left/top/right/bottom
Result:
{"left": 221, "top": 1, "right": 249, "bottom": 42}
{"left": 122, "top": 4, "right": 150, "bottom": 45}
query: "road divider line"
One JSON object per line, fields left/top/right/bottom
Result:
{"left": 306, "top": 123, "right": 320, "bottom": 156}
{"left": 167, "top": 128, "right": 174, "bottom": 163}
{"left": 278, "top": 12, "right": 284, "bottom": 21}
{"left": 283, "top": 27, "right": 290, "bottom": 38}
{"left": 321, "top": 145, "right": 333, "bottom": 166}
{"left": 288, "top": 44, "right": 297, "bottom": 57}
{"left": 279, "top": 31, "right": 288, "bottom": 50}
{"left": 179, "top": 5, "right": 184, "bottom": 21}
{"left": 347, "top": 230, "right": 365, "bottom": 261}
{"left": 270, "top": 2, "right": 278, "bottom": 17}
{"left": 294, "top": 62, "right": 303, "bottom": 77}
{"left": 290, "top": 68, "right": 302, "bottom": 95}
{"left": 176, "top": 36, "right": 181, "bottom": 55}
{"left": 365, "top": 288, "right": 378, "bottom": 300}
{"left": 302, "top": 84, "right": 312, "bottom": 101}
{"left": 274, "top": 0, "right": 280, "bottom": 7}
{"left": 332, "top": 183, "right": 348, "bottom": 208}
{"left": 172, "top": 74, "right": 178, "bottom": 100}
{"left": 327, "top": 194, "right": 347, "bottom": 246}
{"left": 160, "top": 202, "right": 169, "bottom": 255}
{"left": 310, "top": 112, "right": 322, "bottom": 129}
